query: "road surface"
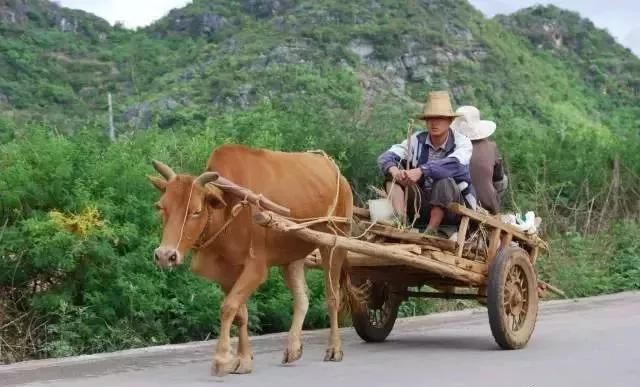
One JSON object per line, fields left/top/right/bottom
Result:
{"left": 2, "top": 291, "right": 640, "bottom": 387}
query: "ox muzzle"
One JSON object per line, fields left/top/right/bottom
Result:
{"left": 154, "top": 246, "right": 182, "bottom": 267}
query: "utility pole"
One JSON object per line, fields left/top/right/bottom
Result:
{"left": 108, "top": 92, "right": 115, "bottom": 142}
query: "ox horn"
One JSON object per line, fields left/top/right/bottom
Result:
{"left": 195, "top": 171, "right": 220, "bottom": 187}
{"left": 152, "top": 160, "right": 176, "bottom": 180}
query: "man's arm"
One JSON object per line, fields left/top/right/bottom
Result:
{"left": 419, "top": 157, "right": 470, "bottom": 181}
{"left": 377, "top": 139, "right": 408, "bottom": 174}
{"left": 493, "top": 148, "right": 505, "bottom": 182}
{"left": 448, "top": 132, "right": 473, "bottom": 165}
{"left": 492, "top": 145, "right": 508, "bottom": 201}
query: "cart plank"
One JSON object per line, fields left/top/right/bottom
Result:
{"left": 361, "top": 224, "right": 457, "bottom": 252}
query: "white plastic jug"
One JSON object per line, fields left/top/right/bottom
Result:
{"left": 368, "top": 198, "right": 395, "bottom": 223}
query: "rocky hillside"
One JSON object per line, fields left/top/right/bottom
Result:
{"left": 497, "top": 5, "right": 640, "bottom": 134}
{"left": 1, "top": 0, "right": 639, "bottom": 198}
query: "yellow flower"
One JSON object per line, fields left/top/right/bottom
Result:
{"left": 49, "top": 206, "right": 104, "bottom": 238}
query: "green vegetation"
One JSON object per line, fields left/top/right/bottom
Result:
{"left": 1, "top": 0, "right": 639, "bottom": 363}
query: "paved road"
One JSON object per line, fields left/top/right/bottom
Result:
{"left": 2, "top": 291, "right": 640, "bottom": 387}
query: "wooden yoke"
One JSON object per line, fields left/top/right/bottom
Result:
{"left": 211, "top": 174, "right": 291, "bottom": 216}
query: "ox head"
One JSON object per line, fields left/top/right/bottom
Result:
{"left": 148, "top": 160, "right": 227, "bottom": 267}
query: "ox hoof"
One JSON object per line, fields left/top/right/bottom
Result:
{"left": 282, "top": 342, "right": 303, "bottom": 364}
{"left": 211, "top": 353, "right": 238, "bottom": 377}
{"left": 323, "top": 347, "right": 343, "bottom": 362}
{"left": 231, "top": 355, "right": 253, "bottom": 374}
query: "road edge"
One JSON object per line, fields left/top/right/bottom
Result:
{"left": 1, "top": 290, "right": 638, "bottom": 374}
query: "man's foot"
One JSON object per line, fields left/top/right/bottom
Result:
{"left": 423, "top": 228, "right": 439, "bottom": 237}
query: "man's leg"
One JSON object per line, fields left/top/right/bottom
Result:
{"left": 426, "top": 178, "right": 463, "bottom": 232}
{"left": 385, "top": 181, "right": 406, "bottom": 223}
{"left": 427, "top": 207, "right": 445, "bottom": 232}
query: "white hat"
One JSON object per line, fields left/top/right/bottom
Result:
{"left": 451, "top": 106, "right": 496, "bottom": 140}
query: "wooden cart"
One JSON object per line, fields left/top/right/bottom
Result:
{"left": 254, "top": 203, "right": 560, "bottom": 350}
{"left": 214, "top": 175, "right": 559, "bottom": 350}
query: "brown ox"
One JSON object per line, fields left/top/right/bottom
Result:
{"left": 148, "top": 144, "right": 354, "bottom": 377}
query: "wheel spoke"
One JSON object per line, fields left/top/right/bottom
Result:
{"left": 501, "top": 263, "right": 532, "bottom": 333}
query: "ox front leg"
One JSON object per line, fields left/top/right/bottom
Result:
{"left": 319, "top": 246, "right": 345, "bottom": 362}
{"left": 212, "top": 261, "right": 267, "bottom": 377}
{"left": 231, "top": 303, "right": 253, "bottom": 374}
{"left": 281, "top": 259, "right": 309, "bottom": 364}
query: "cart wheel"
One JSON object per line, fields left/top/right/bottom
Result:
{"left": 351, "top": 281, "right": 402, "bottom": 343}
{"left": 487, "top": 246, "right": 539, "bottom": 349}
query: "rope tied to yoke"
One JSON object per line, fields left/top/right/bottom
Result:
{"left": 303, "top": 149, "right": 348, "bottom": 302}
{"left": 175, "top": 182, "right": 196, "bottom": 249}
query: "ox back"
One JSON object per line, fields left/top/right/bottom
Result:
{"left": 203, "top": 144, "right": 353, "bottom": 267}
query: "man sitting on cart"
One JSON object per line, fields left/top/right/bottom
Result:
{"left": 377, "top": 90, "right": 477, "bottom": 236}
{"left": 451, "top": 105, "right": 508, "bottom": 215}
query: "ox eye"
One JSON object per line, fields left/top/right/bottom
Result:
{"left": 191, "top": 209, "right": 203, "bottom": 217}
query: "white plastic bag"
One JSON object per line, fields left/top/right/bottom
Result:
{"left": 501, "top": 211, "right": 540, "bottom": 234}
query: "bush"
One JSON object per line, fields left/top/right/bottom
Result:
{"left": 0, "top": 103, "right": 369, "bottom": 362}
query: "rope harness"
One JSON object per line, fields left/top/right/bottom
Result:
{"left": 194, "top": 199, "right": 250, "bottom": 250}
{"left": 174, "top": 181, "right": 252, "bottom": 252}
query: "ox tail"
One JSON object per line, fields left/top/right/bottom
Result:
{"left": 338, "top": 258, "right": 366, "bottom": 319}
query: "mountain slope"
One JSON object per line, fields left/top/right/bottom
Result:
{"left": 1, "top": 0, "right": 639, "bottom": 210}
{"left": 0, "top": 0, "right": 114, "bottom": 122}
{"left": 497, "top": 5, "right": 640, "bottom": 136}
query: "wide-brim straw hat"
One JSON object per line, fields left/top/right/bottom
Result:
{"left": 451, "top": 105, "right": 496, "bottom": 140}
{"left": 415, "top": 90, "right": 460, "bottom": 120}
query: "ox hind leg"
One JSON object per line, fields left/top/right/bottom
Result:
{"left": 319, "top": 245, "right": 347, "bottom": 362}
{"left": 213, "top": 259, "right": 268, "bottom": 377}
{"left": 281, "top": 259, "right": 309, "bottom": 364}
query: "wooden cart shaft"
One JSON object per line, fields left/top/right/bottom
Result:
{"left": 254, "top": 210, "right": 486, "bottom": 285}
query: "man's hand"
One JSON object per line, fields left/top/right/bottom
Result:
{"left": 388, "top": 166, "right": 409, "bottom": 186}
{"left": 389, "top": 167, "right": 407, "bottom": 185}
{"left": 405, "top": 168, "right": 423, "bottom": 184}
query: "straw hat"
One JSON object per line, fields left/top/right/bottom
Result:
{"left": 415, "top": 90, "right": 459, "bottom": 120}
{"left": 450, "top": 105, "right": 496, "bottom": 140}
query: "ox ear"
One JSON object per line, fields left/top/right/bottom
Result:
{"left": 204, "top": 183, "right": 227, "bottom": 209}
{"left": 147, "top": 175, "right": 167, "bottom": 192}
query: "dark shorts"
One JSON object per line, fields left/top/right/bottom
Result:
{"left": 385, "top": 176, "right": 464, "bottom": 229}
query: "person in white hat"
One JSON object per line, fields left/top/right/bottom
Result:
{"left": 377, "top": 91, "right": 476, "bottom": 235}
{"left": 451, "top": 105, "right": 508, "bottom": 214}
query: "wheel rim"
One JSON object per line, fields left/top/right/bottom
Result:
{"left": 487, "top": 247, "right": 539, "bottom": 350}
{"left": 503, "top": 264, "right": 529, "bottom": 332}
